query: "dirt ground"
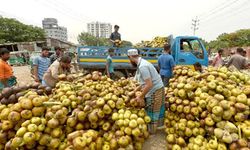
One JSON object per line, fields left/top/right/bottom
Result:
{"left": 142, "top": 129, "right": 166, "bottom": 150}
{"left": 13, "top": 65, "right": 34, "bottom": 85}
{"left": 13, "top": 66, "right": 167, "bottom": 150}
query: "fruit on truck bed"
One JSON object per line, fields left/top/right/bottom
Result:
{"left": 135, "top": 36, "right": 168, "bottom": 48}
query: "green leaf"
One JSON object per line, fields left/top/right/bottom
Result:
{"left": 0, "top": 17, "right": 45, "bottom": 43}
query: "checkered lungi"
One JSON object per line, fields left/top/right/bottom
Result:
{"left": 145, "top": 87, "right": 165, "bottom": 134}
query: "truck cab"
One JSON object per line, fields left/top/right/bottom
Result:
{"left": 171, "top": 36, "right": 208, "bottom": 67}
{"left": 77, "top": 36, "right": 208, "bottom": 77}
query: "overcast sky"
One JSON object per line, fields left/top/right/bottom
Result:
{"left": 0, "top": 0, "right": 250, "bottom": 44}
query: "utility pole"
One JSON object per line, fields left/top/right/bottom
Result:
{"left": 191, "top": 16, "right": 199, "bottom": 35}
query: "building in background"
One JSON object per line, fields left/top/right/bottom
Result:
{"left": 42, "top": 18, "right": 68, "bottom": 42}
{"left": 0, "top": 38, "right": 76, "bottom": 52}
{"left": 87, "top": 22, "right": 112, "bottom": 38}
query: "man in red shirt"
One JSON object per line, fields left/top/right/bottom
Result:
{"left": 212, "top": 49, "right": 224, "bottom": 67}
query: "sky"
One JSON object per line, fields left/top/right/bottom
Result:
{"left": 0, "top": 0, "right": 250, "bottom": 44}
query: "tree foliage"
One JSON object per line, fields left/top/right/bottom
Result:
{"left": 0, "top": 17, "right": 45, "bottom": 43}
{"left": 77, "top": 32, "right": 100, "bottom": 46}
{"left": 77, "top": 32, "right": 133, "bottom": 47}
{"left": 120, "top": 40, "right": 133, "bottom": 47}
{"left": 207, "top": 29, "right": 250, "bottom": 51}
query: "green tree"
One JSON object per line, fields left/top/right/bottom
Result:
{"left": 199, "top": 38, "right": 209, "bottom": 50}
{"left": 78, "top": 32, "right": 133, "bottom": 47}
{"left": 207, "top": 29, "right": 250, "bottom": 50}
{"left": 120, "top": 40, "right": 133, "bottom": 47}
{"left": 0, "top": 17, "right": 45, "bottom": 43}
{"left": 208, "top": 40, "right": 230, "bottom": 51}
{"left": 77, "top": 32, "right": 99, "bottom": 46}
{"left": 98, "top": 37, "right": 112, "bottom": 47}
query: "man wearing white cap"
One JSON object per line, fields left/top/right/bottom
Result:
{"left": 127, "top": 49, "right": 165, "bottom": 134}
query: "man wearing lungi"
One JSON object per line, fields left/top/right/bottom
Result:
{"left": 127, "top": 49, "right": 165, "bottom": 134}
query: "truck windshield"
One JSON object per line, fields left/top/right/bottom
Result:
{"left": 180, "top": 39, "right": 204, "bottom": 59}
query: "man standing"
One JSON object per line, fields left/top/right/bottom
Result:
{"left": 158, "top": 44, "right": 175, "bottom": 86}
{"left": 106, "top": 48, "right": 115, "bottom": 79}
{"left": 127, "top": 49, "right": 165, "bottom": 134}
{"left": 43, "top": 55, "right": 72, "bottom": 88}
{"left": 226, "top": 47, "right": 247, "bottom": 70}
{"left": 0, "top": 48, "right": 16, "bottom": 89}
{"left": 110, "top": 25, "right": 121, "bottom": 47}
{"left": 212, "top": 49, "right": 224, "bottom": 67}
{"left": 33, "top": 47, "right": 50, "bottom": 83}
{"left": 50, "top": 47, "right": 63, "bottom": 64}
{"left": 242, "top": 50, "right": 247, "bottom": 57}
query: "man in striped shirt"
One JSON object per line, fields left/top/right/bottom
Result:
{"left": 33, "top": 47, "right": 50, "bottom": 83}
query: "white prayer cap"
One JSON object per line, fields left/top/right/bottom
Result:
{"left": 127, "top": 49, "right": 139, "bottom": 56}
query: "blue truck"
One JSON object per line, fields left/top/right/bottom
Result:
{"left": 77, "top": 36, "right": 209, "bottom": 77}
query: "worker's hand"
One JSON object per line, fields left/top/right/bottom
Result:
{"left": 135, "top": 95, "right": 145, "bottom": 107}
{"left": 34, "top": 77, "right": 40, "bottom": 83}
{"left": 134, "top": 86, "right": 142, "bottom": 92}
{"left": 107, "top": 73, "right": 110, "bottom": 78}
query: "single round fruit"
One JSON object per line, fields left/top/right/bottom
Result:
{"left": 27, "top": 124, "right": 38, "bottom": 132}
{"left": 23, "top": 132, "right": 36, "bottom": 143}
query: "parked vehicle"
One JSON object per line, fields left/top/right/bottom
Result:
{"left": 77, "top": 36, "right": 209, "bottom": 77}
{"left": 8, "top": 51, "right": 30, "bottom": 66}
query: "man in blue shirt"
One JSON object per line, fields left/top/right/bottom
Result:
{"left": 158, "top": 44, "right": 175, "bottom": 86}
{"left": 33, "top": 47, "right": 51, "bottom": 83}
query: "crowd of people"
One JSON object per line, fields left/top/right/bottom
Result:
{"left": 32, "top": 46, "right": 75, "bottom": 88}
{"left": 212, "top": 47, "right": 249, "bottom": 70}
{"left": 106, "top": 46, "right": 249, "bottom": 133}
{"left": 0, "top": 44, "right": 166, "bottom": 134}
{"left": 0, "top": 46, "right": 76, "bottom": 90}
{"left": 1, "top": 30, "right": 249, "bottom": 135}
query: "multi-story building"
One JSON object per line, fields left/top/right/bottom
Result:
{"left": 87, "top": 22, "right": 112, "bottom": 38}
{"left": 42, "top": 18, "right": 68, "bottom": 42}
